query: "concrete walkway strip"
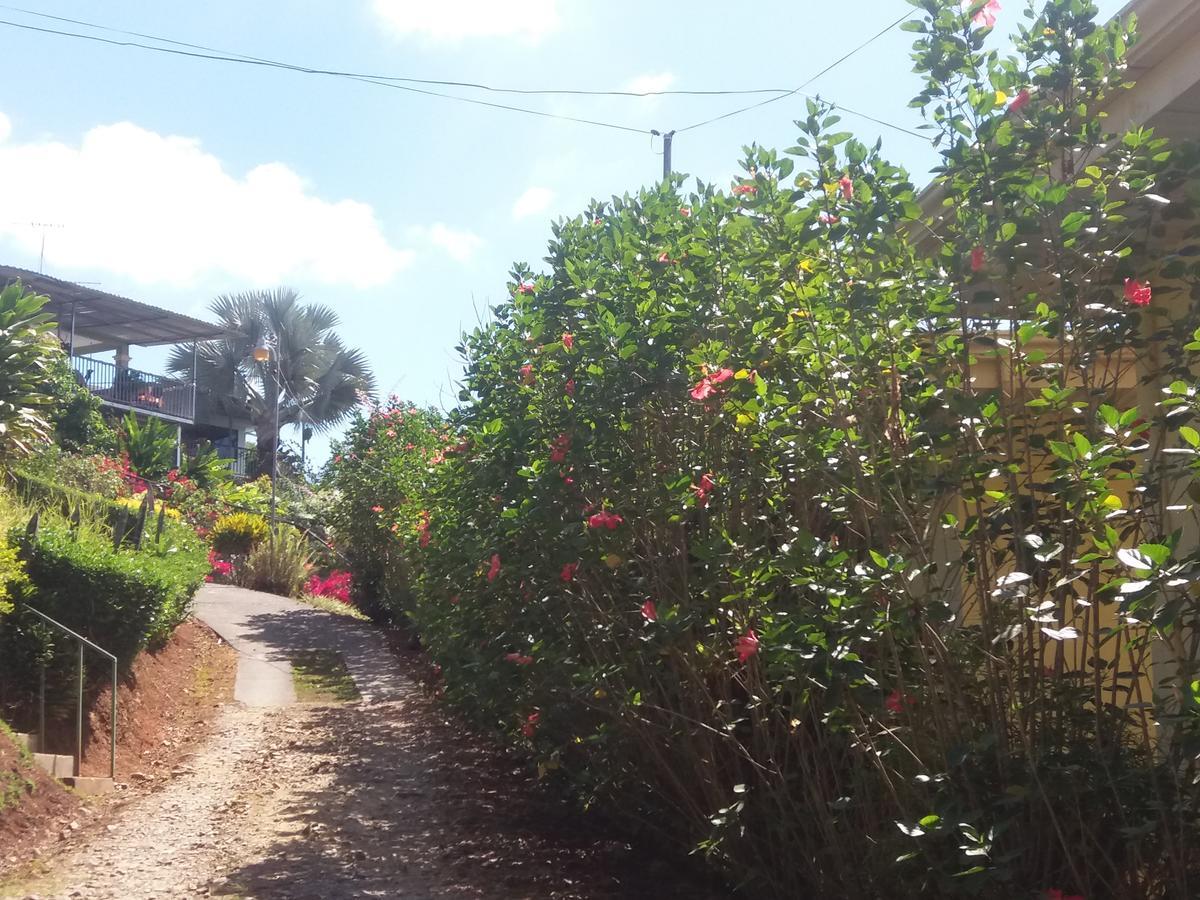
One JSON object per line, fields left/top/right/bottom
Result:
{"left": 193, "top": 584, "right": 408, "bottom": 707}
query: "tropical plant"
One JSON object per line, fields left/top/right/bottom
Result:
{"left": 0, "top": 282, "right": 63, "bottom": 458}
{"left": 179, "top": 441, "right": 232, "bottom": 490}
{"left": 210, "top": 511, "right": 269, "bottom": 556}
{"left": 117, "top": 412, "right": 176, "bottom": 481}
{"left": 240, "top": 525, "right": 311, "bottom": 596}
{"left": 168, "top": 288, "right": 375, "bottom": 478}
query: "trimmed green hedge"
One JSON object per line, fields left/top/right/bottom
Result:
{"left": 9, "top": 521, "right": 208, "bottom": 663}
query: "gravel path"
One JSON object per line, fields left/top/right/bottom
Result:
{"left": 3, "top": 588, "right": 720, "bottom": 899}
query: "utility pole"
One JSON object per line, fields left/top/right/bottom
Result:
{"left": 651, "top": 129, "right": 676, "bottom": 181}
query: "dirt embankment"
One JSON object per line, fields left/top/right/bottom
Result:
{"left": 0, "top": 618, "right": 236, "bottom": 878}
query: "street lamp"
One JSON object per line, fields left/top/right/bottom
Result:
{"left": 252, "top": 340, "right": 279, "bottom": 547}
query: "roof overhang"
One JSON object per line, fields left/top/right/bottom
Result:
{"left": 0, "top": 266, "right": 229, "bottom": 352}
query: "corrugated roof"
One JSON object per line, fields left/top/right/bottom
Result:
{"left": 0, "top": 265, "right": 229, "bottom": 351}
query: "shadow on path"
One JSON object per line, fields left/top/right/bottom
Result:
{"left": 218, "top": 687, "right": 726, "bottom": 899}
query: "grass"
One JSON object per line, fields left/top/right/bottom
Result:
{"left": 289, "top": 649, "right": 361, "bottom": 703}
{"left": 296, "top": 592, "right": 369, "bottom": 621}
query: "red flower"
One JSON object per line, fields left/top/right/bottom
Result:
{"left": 679, "top": 206, "right": 692, "bottom": 217}
{"left": 1044, "top": 891, "right": 1084, "bottom": 900}
{"left": 732, "top": 183, "right": 757, "bottom": 197}
{"left": 735, "top": 629, "right": 759, "bottom": 662}
{"left": 963, "top": 0, "right": 1000, "bottom": 27}
{"left": 819, "top": 211, "right": 840, "bottom": 225}
{"left": 691, "top": 472, "right": 716, "bottom": 507}
{"left": 562, "top": 332, "right": 574, "bottom": 350}
{"left": 516, "top": 281, "right": 535, "bottom": 295}
{"left": 565, "top": 378, "right": 576, "bottom": 397}
{"left": 560, "top": 561, "right": 579, "bottom": 582}
{"left": 550, "top": 433, "right": 571, "bottom": 463}
{"left": 371, "top": 505, "right": 384, "bottom": 513}
{"left": 487, "top": 553, "right": 502, "bottom": 582}
{"left": 587, "top": 510, "right": 625, "bottom": 530}
{"left": 690, "top": 378, "right": 718, "bottom": 402}
{"left": 839, "top": 176, "right": 853, "bottom": 201}
{"left": 1009, "top": 88, "right": 1032, "bottom": 113}
{"left": 521, "top": 711, "right": 540, "bottom": 737}
{"left": 885, "top": 689, "right": 916, "bottom": 714}
{"left": 690, "top": 368, "right": 735, "bottom": 403}
{"left": 709, "top": 368, "right": 734, "bottom": 385}
{"left": 520, "top": 364, "right": 535, "bottom": 385}
{"left": 505, "top": 652, "right": 534, "bottom": 666}
{"left": 1124, "top": 278, "right": 1152, "bottom": 307}
{"left": 970, "top": 246, "right": 986, "bottom": 272}
{"left": 641, "top": 599, "right": 658, "bottom": 622}
{"left": 656, "top": 251, "right": 678, "bottom": 265}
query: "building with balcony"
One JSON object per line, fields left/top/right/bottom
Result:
{"left": 0, "top": 265, "right": 252, "bottom": 473}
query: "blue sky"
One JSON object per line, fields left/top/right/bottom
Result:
{"left": 0, "top": 0, "right": 1127, "bottom": 462}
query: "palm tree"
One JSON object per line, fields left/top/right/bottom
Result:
{"left": 169, "top": 288, "right": 374, "bottom": 477}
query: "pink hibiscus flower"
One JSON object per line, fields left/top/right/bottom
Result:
{"left": 1124, "top": 278, "right": 1152, "bottom": 307}
{"left": 487, "top": 553, "right": 502, "bottom": 583}
{"left": 641, "top": 599, "right": 658, "bottom": 622}
{"left": 735, "top": 629, "right": 760, "bottom": 662}
{"left": 587, "top": 510, "right": 625, "bottom": 530}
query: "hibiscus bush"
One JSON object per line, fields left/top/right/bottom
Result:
{"left": 324, "top": 398, "right": 446, "bottom": 621}
{"left": 360, "top": 2, "right": 1200, "bottom": 896}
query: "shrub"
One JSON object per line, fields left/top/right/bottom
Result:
{"left": 1, "top": 514, "right": 208, "bottom": 666}
{"left": 324, "top": 399, "right": 444, "bottom": 621}
{"left": 240, "top": 526, "right": 311, "bottom": 597}
{"left": 44, "top": 357, "right": 116, "bottom": 454}
{"left": 16, "top": 449, "right": 125, "bottom": 499}
{"left": 210, "top": 511, "right": 269, "bottom": 556}
{"left": 362, "top": 3, "right": 1200, "bottom": 897}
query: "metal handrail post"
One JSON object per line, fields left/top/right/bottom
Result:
{"left": 38, "top": 664, "right": 45, "bottom": 750}
{"left": 76, "top": 644, "right": 83, "bottom": 778}
{"left": 23, "top": 605, "right": 119, "bottom": 781}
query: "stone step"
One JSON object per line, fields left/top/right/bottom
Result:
{"left": 32, "top": 751, "right": 75, "bottom": 779}
{"left": 10, "top": 731, "right": 38, "bottom": 753}
{"left": 62, "top": 775, "right": 115, "bottom": 796}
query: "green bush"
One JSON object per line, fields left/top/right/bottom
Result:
{"left": 240, "top": 526, "right": 311, "bottom": 597}
{"left": 338, "top": 3, "right": 1200, "bottom": 897}
{"left": 324, "top": 400, "right": 445, "bottom": 622}
{"left": 8, "top": 519, "right": 207, "bottom": 659}
{"left": 44, "top": 357, "right": 116, "bottom": 454}
{"left": 210, "top": 511, "right": 269, "bottom": 556}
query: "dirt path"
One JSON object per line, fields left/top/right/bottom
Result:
{"left": 4, "top": 588, "right": 720, "bottom": 899}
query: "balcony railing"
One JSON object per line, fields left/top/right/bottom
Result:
{"left": 70, "top": 355, "right": 195, "bottom": 422}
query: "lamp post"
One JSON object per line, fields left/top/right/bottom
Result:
{"left": 252, "top": 340, "right": 279, "bottom": 547}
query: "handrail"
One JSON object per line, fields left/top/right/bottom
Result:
{"left": 23, "top": 605, "right": 118, "bottom": 781}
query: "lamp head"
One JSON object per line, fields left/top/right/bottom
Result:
{"left": 252, "top": 344, "right": 271, "bottom": 363}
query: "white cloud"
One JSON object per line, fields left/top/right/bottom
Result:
{"left": 0, "top": 112, "right": 11, "bottom": 144}
{"left": 426, "top": 223, "right": 483, "bottom": 262}
{"left": 0, "top": 119, "right": 412, "bottom": 289}
{"left": 371, "top": 0, "right": 561, "bottom": 43}
{"left": 511, "top": 186, "right": 554, "bottom": 221}
{"left": 624, "top": 72, "right": 675, "bottom": 95}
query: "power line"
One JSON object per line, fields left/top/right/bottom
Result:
{"left": 0, "top": 5, "right": 793, "bottom": 100}
{"left": 676, "top": 11, "right": 918, "bottom": 135}
{"left": 0, "top": 17, "right": 652, "bottom": 135}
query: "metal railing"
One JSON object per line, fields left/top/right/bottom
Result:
{"left": 25, "top": 605, "right": 118, "bottom": 781}
{"left": 70, "top": 354, "right": 195, "bottom": 422}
